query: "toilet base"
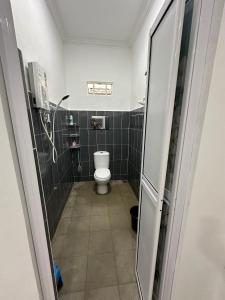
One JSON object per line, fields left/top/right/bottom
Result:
{"left": 97, "top": 183, "right": 108, "bottom": 194}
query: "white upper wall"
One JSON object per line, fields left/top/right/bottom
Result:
{"left": 10, "top": 0, "right": 166, "bottom": 111}
{"left": 10, "top": 0, "right": 165, "bottom": 112}
{"left": 10, "top": 0, "right": 66, "bottom": 106}
{"left": 130, "top": 0, "right": 165, "bottom": 110}
{"left": 171, "top": 6, "right": 225, "bottom": 300}
{"left": 64, "top": 43, "right": 132, "bottom": 111}
{"left": 64, "top": 0, "right": 166, "bottom": 112}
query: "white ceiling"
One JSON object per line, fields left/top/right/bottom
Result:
{"left": 46, "top": 0, "right": 152, "bottom": 46}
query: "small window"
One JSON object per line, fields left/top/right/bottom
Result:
{"left": 87, "top": 81, "right": 113, "bottom": 96}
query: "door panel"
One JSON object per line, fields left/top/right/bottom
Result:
{"left": 137, "top": 180, "right": 159, "bottom": 300}
{"left": 136, "top": 0, "right": 185, "bottom": 299}
{"left": 143, "top": 1, "right": 177, "bottom": 191}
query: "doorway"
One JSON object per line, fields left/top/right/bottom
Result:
{"left": 153, "top": 1, "right": 194, "bottom": 298}
{"left": 136, "top": 0, "right": 195, "bottom": 299}
{"left": 1, "top": 0, "right": 222, "bottom": 299}
{"left": 18, "top": 51, "right": 141, "bottom": 299}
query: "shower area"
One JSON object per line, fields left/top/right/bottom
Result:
{"left": 16, "top": 0, "right": 193, "bottom": 298}
{"left": 18, "top": 46, "right": 144, "bottom": 299}
{"left": 25, "top": 96, "right": 144, "bottom": 240}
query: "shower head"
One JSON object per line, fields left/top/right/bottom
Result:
{"left": 56, "top": 94, "right": 70, "bottom": 108}
{"left": 62, "top": 94, "right": 70, "bottom": 101}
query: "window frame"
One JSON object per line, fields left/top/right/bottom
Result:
{"left": 87, "top": 81, "right": 113, "bottom": 96}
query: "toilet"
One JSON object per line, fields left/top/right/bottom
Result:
{"left": 94, "top": 151, "right": 111, "bottom": 194}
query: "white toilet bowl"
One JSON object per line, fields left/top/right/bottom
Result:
{"left": 94, "top": 168, "right": 111, "bottom": 194}
{"left": 93, "top": 151, "right": 111, "bottom": 194}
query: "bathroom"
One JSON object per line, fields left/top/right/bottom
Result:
{"left": 26, "top": 44, "right": 144, "bottom": 299}
{"left": 1, "top": 0, "right": 224, "bottom": 300}
{"left": 7, "top": 0, "right": 196, "bottom": 299}
{"left": 12, "top": 0, "right": 146, "bottom": 299}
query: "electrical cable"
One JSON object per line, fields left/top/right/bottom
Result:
{"left": 39, "top": 95, "right": 70, "bottom": 164}
{"left": 39, "top": 110, "right": 58, "bottom": 163}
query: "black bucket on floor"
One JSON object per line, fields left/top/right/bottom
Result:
{"left": 130, "top": 205, "right": 139, "bottom": 232}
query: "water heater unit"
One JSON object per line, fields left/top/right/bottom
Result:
{"left": 28, "top": 62, "right": 49, "bottom": 110}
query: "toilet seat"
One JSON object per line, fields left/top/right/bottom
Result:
{"left": 94, "top": 168, "right": 111, "bottom": 181}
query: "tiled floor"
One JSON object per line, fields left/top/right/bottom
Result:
{"left": 52, "top": 180, "right": 140, "bottom": 300}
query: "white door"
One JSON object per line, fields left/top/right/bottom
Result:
{"left": 136, "top": 1, "right": 185, "bottom": 299}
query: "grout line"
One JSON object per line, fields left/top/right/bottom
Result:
{"left": 110, "top": 226, "right": 121, "bottom": 300}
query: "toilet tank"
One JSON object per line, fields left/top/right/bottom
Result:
{"left": 94, "top": 151, "right": 110, "bottom": 169}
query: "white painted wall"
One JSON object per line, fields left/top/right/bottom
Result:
{"left": 0, "top": 85, "right": 40, "bottom": 300}
{"left": 64, "top": 43, "right": 132, "bottom": 111}
{"left": 9, "top": 0, "right": 166, "bottom": 112}
{"left": 130, "top": 0, "right": 165, "bottom": 110}
{"left": 171, "top": 6, "right": 225, "bottom": 300}
{"left": 10, "top": 0, "right": 165, "bottom": 112}
{"left": 64, "top": 1, "right": 166, "bottom": 112}
{"left": 10, "top": 0, "right": 66, "bottom": 106}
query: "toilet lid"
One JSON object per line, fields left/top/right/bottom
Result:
{"left": 94, "top": 168, "right": 110, "bottom": 179}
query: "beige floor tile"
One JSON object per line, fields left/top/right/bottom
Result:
{"left": 115, "top": 250, "right": 136, "bottom": 284}
{"left": 52, "top": 235, "right": 66, "bottom": 259}
{"left": 109, "top": 213, "right": 130, "bottom": 230}
{"left": 121, "top": 184, "right": 134, "bottom": 193}
{"left": 54, "top": 233, "right": 89, "bottom": 258}
{"left": 86, "top": 253, "right": 118, "bottom": 289}
{"left": 112, "top": 229, "right": 136, "bottom": 253}
{"left": 119, "top": 283, "right": 140, "bottom": 300}
{"left": 110, "top": 180, "right": 124, "bottom": 186}
{"left": 68, "top": 217, "right": 90, "bottom": 233}
{"left": 88, "top": 231, "right": 113, "bottom": 255}
{"left": 58, "top": 256, "right": 87, "bottom": 294}
{"left": 55, "top": 217, "right": 71, "bottom": 237}
{"left": 110, "top": 181, "right": 125, "bottom": 193}
{"left": 92, "top": 195, "right": 109, "bottom": 205}
{"left": 71, "top": 196, "right": 91, "bottom": 217}
{"left": 73, "top": 182, "right": 88, "bottom": 189}
{"left": 90, "top": 215, "right": 110, "bottom": 231}
{"left": 59, "top": 291, "right": 85, "bottom": 300}
{"left": 90, "top": 202, "right": 108, "bottom": 216}
{"left": 68, "top": 186, "right": 78, "bottom": 198}
{"left": 65, "top": 194, "right": 77, "bottom": 208}
{"left": 123, "top": 196, "right": 138, "bottom": 210}
{"left": 86, "top": 286, "right": 120, "bottom": 300}
{"left": 107, "top": 197, "right": 126, "bottom": 216}
{"left": 72, "top": 203, "right": 92, "bottom": 217}
{"left": 111, "top": 182, "right": 127, "bottom": 192}
{"left": 75, "top": 182, "right": 96, "bottom": 196}
{"left": 120, "top": 184, "right": 138, "bottom": 203}
{"left": 74, "top": 196, "right": 91, "bottom": 206}
{"left": 62, "top": 206, "right": 73, "bottom": 218}
{"left": 52, "top": 181, "right": 139, "bottom": 297}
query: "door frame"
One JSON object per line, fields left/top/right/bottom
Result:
{"left": 135, "top": 0, "right": 186, "bottom": 298}
{"left": 159, "top": 0, "right": 225, "bottom": 299}
{"left": 0, "top": 1, "right": 56, "bottom": 299}
{"left": 1, "top": 0, "right": 224, "bottom": 299}
{"left": 135, "top": 0, "right": 224, "bottom": 299}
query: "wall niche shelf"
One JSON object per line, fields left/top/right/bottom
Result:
{"left": 66, "top": 120, "right": 80, "bottom": 148}
{"left": 66, "top": 123, "right": 80, "bottom": 128}
{"left": 63, "top": 133, "right": 80, "bottom": 137}
{"left": 69, "top": 144, "right": 80, "bottom": 149}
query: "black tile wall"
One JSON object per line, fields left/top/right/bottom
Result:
{"left": 28, "top": 100, "right": 73, "bottom": 239}
{"left": 27, "top": 104, "right": 144, "bottom": 237}
{"left": 128, "top": 107, "right": 144, "bottom": 198}
{"left": 70, "top": 111, "right": 130, "bottom": 181}
{"left": 28, "top": 103, "right": 144, "bottom": 236}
